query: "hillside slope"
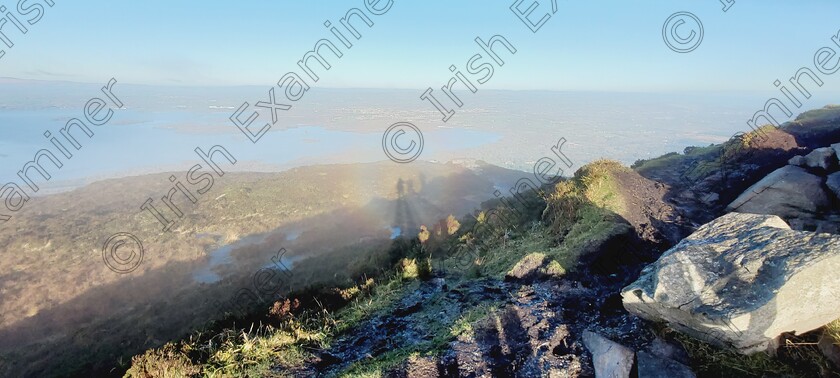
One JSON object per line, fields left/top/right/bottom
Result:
{"left": 0, "top": 160, "right": 528, "bottom": 377}
{"left": 122, "top": 105, "right": 840, "bottom": 377}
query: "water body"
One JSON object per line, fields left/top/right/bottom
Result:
{"left": 285, "top": 229, "right": 301, "bottom": 241}
{"left": 0, "top": 106, "right": 499, "bottom": 192}
{"left": 192, "top": 234, "right": 298, "bottom": 284}
{"left": 389, "top": 226, "right": 402, "bottom": 239}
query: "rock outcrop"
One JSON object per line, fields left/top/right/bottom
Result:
{"left": 801, "top": 147, "right": 836, "bottom": 170}
{"left": 726, "top": 165, "right": 831, "bottom": 218}
{"left": 728, "top": 143, "right": 840, "bottom": 233}
{"left": 622, "top": 212, "right": 840, "bottom": 354}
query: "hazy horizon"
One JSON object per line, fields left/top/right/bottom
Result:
{"left": 3, "top": 77, "right": 838, "bottom": 195}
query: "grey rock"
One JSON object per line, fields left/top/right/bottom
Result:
{"left": 432, "top": 277, "right": 447, "bottom": 291}
{"left": 637, "top": 350, "right": 696, "bottom": 378}
{"left": 788, "top": 217, "right": 840, "bottom": 234}
{"left": 726, "top": 165, "right": 831, "bottom": 219}
{"left": 816, "top": 221, "right": 840, "bottom": 235}
{"left": 788, "top": 155, "right": 806, "bottom": 166}
{"left": 622, "top": 212, "right": 840, "bottom": 354}
{"left": 832, "top": 143, "right": 840, "bottom": 164}
{"left": 803, "top": 147, "right": 837, "bottom": 170}
{"left": 582, "top": 331, "right": 634, "bottom": 378}
{"left": 700, "top": 192, "right": 719, "bottom": 205}
{"left": 827, "top": 172, "right": 840, "bottom": 200}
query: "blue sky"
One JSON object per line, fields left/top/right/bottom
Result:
{"left": 1, "top": 0, "right": 839, "bottom": 91}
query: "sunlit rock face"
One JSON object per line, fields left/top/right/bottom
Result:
{"left": 622, "top": 212, "right": 840, "bottom": 354}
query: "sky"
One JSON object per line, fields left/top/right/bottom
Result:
{"left": 0, "top": 0, "right": 839, "bottom": 92}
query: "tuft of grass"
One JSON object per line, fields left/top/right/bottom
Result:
{"left": 397, "top": 257, "right": 432, "bottom": 280}
{"left": 541, "top": 259, "right": 566, "bottom": 277}
{"left": 575, "top": 160, "right": 629, "bottom": 215}
{"left": 451, "top": 303, "right": 496, "bottom": 340}
{"left": 825, "top": 318, "right": 840, "bottom": 345}
{"left": 399, "top": 258, "right": 420, "bottom": 280}
{"left": 475, "top": 229, "right": 552, "bottom": 279}
{"left": 124, "top": 343, "right": 200, "bottom": 378}
{"left": 444, "top": 160, "right": 633, "bottom": 281}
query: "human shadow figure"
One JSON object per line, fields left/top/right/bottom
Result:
{"left": 393, "top": 178, "right": 423, "bottom": 238}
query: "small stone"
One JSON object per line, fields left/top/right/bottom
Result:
{"left": 802, "top": 147, "right": 836, "bottom": 170}
{"left": 788, "top": 155, "right": 806, "bottom": 166}
{"left": 582, "top": 331, "right": 634, "bottom": 378}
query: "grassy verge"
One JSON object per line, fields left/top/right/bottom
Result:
{"left": 660, "top": 326, "right": 831, "bottom": 378}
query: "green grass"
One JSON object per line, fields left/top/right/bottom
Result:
{"left": 632, "top": 144, "right": 723, "bottom": 175}
{"left": 332, "top": 277, "right": 417, "bottom": 335}
{"left": 478, "top": 230, "right": 553, "bottom": 279}
{"left": 443, "top": 160, "right": 634, "bottom": 281}
{"left": 123, "top": 343, "right": 201, "bottom": 378}
{"left": 538, "top": 160, "right": 632, "bottom": 272}
{"left": 337, "top": 302, "right": 498, "bottom": 378}
{"left": 674, "top": 334, "right": 797, "bottom": 377}
{"left": 649, "top": 323, "right": 834, "bottom": 378}
{"left": 793, "top": 104, "right": 840, "bottom": 123}
{"left": 124, "top": 274, "right": 414, "bottom": 378}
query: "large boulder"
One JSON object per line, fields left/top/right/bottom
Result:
{"left": 622, "top": 213, "right": 840, "bottom": 354}
{"left": 726, "top": 165, "right": 831, "bottom": 219}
